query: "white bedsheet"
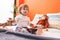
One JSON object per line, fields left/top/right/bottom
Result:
{"left": 0, "top": 26, "right": 17, "bottom": 31}
{"left": 0, "top": 26, "right": 60, "bottom": 38}
{"left": 40, "top": 28, "right": 60, "bottom": 38}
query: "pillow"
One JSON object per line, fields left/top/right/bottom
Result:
{"left": 31, "top": 14, "right": 42, "bottom": 25}
{"left": 5, "top": 26, "right": 17, "bottom": 32}
{"left": 31, "top": 13, "right": 60, "bottom": 29}
{"left": 47, "top": 13, "right": 60, "bottom": 29}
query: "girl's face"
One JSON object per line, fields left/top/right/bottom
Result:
{"left": 21, "top": 7, "right": 29, "bottom": 16}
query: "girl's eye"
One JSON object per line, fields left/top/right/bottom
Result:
{"left": 23, "top": 8, "right": 28, "bottom": 10}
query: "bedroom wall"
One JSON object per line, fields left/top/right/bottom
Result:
{"left": 16, "top": 0, "right": 24, "bottom": 16}
{"left": 24, "top": 0, "right": 60, "bottom": 21}
{"left": 17, "top": 0, "right": 60, "bottom": 21}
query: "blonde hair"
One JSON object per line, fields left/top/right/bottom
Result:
{"left": 18, "top": 4, "right": 29, "bottom": 14}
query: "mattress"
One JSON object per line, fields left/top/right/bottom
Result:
{"left": 40, "top": 28, "right": 60, "bottom": 39}
{"left": 0, "top": 26, "right": 60, "bottom": 40}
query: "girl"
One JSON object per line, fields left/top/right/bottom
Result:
{"left": 15, "top": 4, "right": 30, "bottom": 33}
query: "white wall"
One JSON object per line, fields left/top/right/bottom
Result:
{"left": 0, "top": 0, "right": 14, "bottom": 23}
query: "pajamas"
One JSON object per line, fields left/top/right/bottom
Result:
{"left": 15, "top": 26, "right": 29, "bottom": 33}
{"left": 15, "top": 14, "right": 30, "bottom": 33}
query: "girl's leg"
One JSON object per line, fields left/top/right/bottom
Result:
{"left": 22, "top": 28, "right": 29, "bottom": 33}
{"left": 36, "top": 26, "right": 43, "bottom": 35}
{"left": 15, "top": 27, "right": 19, "bottom": 32}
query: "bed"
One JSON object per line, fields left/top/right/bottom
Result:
{"left": 0, "top": 26, "right": 60, "bottom": 40}
{"left": 40, "top": 28, "right": 60, "bottom": 39}
{"left": 0, "top": 13, "right": 60, "bottom": 40}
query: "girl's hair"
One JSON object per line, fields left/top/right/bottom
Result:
{"left": 18, "top": 4, "right": 29, "bottom": 14}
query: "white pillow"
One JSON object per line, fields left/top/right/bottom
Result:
{"left": 47, "top": 13, "right": 60, "bottom": 28}
{"left": 5, "top": 26, "right": 17, "bottom": 32}
{"left": 31, "top": 14, "right": 42, "bottom": 25}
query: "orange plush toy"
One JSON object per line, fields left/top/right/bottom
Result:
{"left": 36, "top": 15, "right": 49, "bottom": 35}
{"left": 37, "top": 15, "right": 49, "bottom": 28}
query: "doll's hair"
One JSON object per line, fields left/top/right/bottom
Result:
{"left": 42, "top": 15, "right": 48, "bottom": 20}
{"left": 18, "top": 4, "right": 29, "bottom": 14}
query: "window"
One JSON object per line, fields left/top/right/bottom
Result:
{"left": 0, "top": 0, "right": 15, "bottom": 23}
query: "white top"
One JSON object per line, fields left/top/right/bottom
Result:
{"left": 15, "top": 14, "right": 30, "bottom": 28}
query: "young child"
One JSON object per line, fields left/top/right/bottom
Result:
{"left": 15, "top": 4, "right": 30, "bottom": 33}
